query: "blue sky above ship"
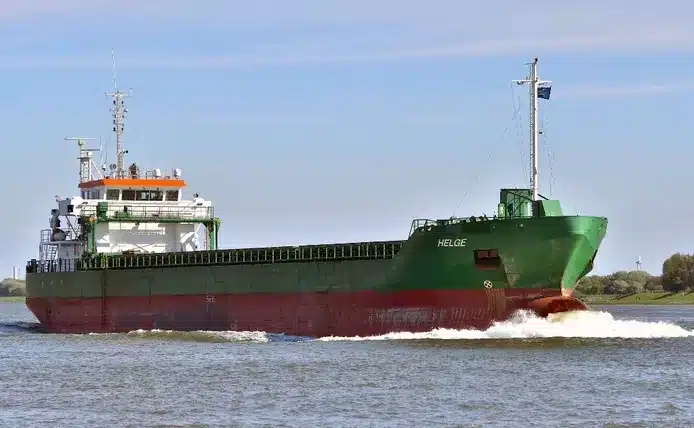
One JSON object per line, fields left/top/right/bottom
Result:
{"left": 0, "top": 0, "right": 692, "bottom": 276}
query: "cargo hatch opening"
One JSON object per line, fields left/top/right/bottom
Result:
{"left": 474, "top": 248, "right": 501, "bottom": 269}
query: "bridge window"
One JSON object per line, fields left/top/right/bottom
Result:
{"left": 165, "top": 190, "right": 179, "bottom": 201}
{"left": 474, "top": 249, "right": 501, "bottom": 269}
{"left": 122, "top": 190, "right": 136, "bottom": 201}
{"left": 131, "top": 190, "right": 164, "bottom": 201}
{"left": 135, "top": 191, "right": 150, "bottom": 201}
{"left": 106, "top": 189, "right": 120, "bottom": 200}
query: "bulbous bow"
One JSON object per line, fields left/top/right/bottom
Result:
{"left": 527, "top": 295, "right": 589, "bottom": 318}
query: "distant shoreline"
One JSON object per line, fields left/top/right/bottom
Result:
{"left": 579, "top": 292, "right": 694, "bottom": 305}
{"left": 1, "top": 278, "right": 26, "bottom": 299}
{"left": 0, "top": 296, "right": 25, "bottom": 302}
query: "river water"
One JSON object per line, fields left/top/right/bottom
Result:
{"left": 1, "top": 301, "right": 692, "bottom": 428}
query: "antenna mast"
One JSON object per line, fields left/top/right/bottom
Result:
{"left": 512, "top": 58, "right": 551, "bottom": 201}
{"left": 105, "top": 50, "right": 131, "bottom": 178}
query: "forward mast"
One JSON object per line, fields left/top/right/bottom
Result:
{"left": 512, "top": 57, "right": 552, "bottom": 201}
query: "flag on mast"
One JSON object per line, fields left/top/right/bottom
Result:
{"left": 537, "top": 85, "right": 552, "bottom": 100}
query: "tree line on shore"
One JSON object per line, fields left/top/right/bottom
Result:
{"left": 576, "top": 252, "right": 694, "bottom": 295}
{"left": 0, "top": 278, "right": 25, "bottom": 296}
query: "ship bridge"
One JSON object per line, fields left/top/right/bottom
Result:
{"left": 73, "top": 164, "right": 213, "bottom": 222}
{"left": 39, "top": 139, "right": 220, "bottom": 270}
{"left": 34, "top": 76, "right": 221, "bottom": 271}
{"left": 78, "top": 164, "right": 186, "bottom": 203}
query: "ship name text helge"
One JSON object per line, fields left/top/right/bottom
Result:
{"left": 437, "top": 238, "right": 468, "bottom": 248}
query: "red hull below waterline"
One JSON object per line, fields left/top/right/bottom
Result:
{"left": 26, "top": 288, "right": 588, "bottom": 337}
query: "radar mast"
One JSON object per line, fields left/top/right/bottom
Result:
{"left": 105, "top": 49, "right": 132, "bottom": 178}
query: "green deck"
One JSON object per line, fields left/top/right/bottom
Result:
{"left": 26, "top": 190, "right": 608, "bottom": 300}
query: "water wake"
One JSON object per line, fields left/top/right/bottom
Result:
{"left": 5, "top": 310, "right": 693, "bottom": 343}
{"left": 317, "top": 310, "right": 694, "bottom": 342}
{"left": 0, "top": 321, "right": 42, "bottom": 334}
{"left": 115, "top": 310, "right": 694, "bottom": 343}
{"left": 116, "top": 329, "right": 308, "bottom": 343}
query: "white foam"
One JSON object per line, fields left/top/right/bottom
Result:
{"left": 81, "top": 310, "right": 693, "bottom": 343}
{"left": 316, "top": 310, "right": 694, "bottom": 341}
{"left": 84, "top": 329, "right": 274, "bottom": 343}
{"left": 124, "top": 329, "right": 272, "bottom": 343}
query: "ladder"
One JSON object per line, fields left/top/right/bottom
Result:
{"left": 41, "top": 243, "right": 58, "bottom": 262}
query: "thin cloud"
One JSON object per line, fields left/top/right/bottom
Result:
{"left": 1, "top": 1, "right": 694, "bottom": 55}
{"left": 1, "top": 30, "right": 693, "bottom": 70}
{"left": 558, "top": 82, "right": 694, "bottom": 100}
{"left": 2, "top": 1, "right": 692, "bottom": 30}
{"left": 0, "top": 0, "right": 110, "bottom": 20}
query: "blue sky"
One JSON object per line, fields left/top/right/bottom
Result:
{"left": 1, "top": 0, "right": 692, "bottom": 278}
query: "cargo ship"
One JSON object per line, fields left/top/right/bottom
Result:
{"left": 25, "top": 58, "right": 607, "bottom": 337}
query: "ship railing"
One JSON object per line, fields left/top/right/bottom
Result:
{"left": 81, "top": 203, "right": 215, "bottom": 221}
{"left": 40, "top": 228, "right": 79, "bottom": 243}
{"left": 409, "top": 218, "right": 460, "bottom": 236}
{"left": 26, "top": 258, "right": 78, "bottom": 274}
{"left": 408, "top": 216, "right": 493, "bottom": 236}
{"left": 75, "top": 240, "right": 407, "bottom": 270}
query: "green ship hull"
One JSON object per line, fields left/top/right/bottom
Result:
{"left": 25, "top": 190, "right": 607, "bottom": 337}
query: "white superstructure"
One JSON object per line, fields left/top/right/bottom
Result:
{"left": 37, "top": 73, "right": 218, "bottom": 269}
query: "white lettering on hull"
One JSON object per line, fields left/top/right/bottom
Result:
{"left": 437, "top": 238, "right": 468, "bottom": 247}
